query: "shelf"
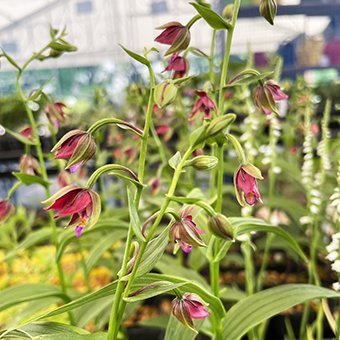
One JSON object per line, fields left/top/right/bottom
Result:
{"left": 238, "top": 3, "right": 340, "bottom": 18}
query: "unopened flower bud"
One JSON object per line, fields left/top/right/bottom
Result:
{"left": 259, "top": 0, "right": 277, "bottom": 25}
{"left": 206, "top": 114, "right": 236, "bottom": 138}
{"left": 208, "top": 213, "right": 234, "bottom": 240}
{"left": 154, "top": 81, "right": 178, "bottom": 108}
{"left": 189, "top": 155, "right": 218, "bottom": 171}
{"left": 222, "top": 4, "right": 234, "bottom": 20}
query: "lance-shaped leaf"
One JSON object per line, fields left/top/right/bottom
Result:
{"left": 190, "top": 2, "right": 231, "bottom": 30}
{"left": 127, "top": 188, "right": 146, "bottom": 242}
{"left": 120, "top": 44, "right": 150, "bottom": 67}
{"left": 12, "top": 172, "right": 50, "bottom": 188}
{"left": 4, "top": 127, "right": 36, "bottom": 145}
{"left": 222, "top": 284, "right": 340, "bottom": 340}
{"left": 226, "top": 69, "right": 273, "bottom": 87}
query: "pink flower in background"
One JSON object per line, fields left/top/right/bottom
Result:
{"left": 57, "top": 170, "right": 72, "bottom": 188}
{"left": 234, "top": 164, "right": 264, "bottom": 206}
{"left": 148, "top": 177, "right": 161, "bottom": 196}
{"left": 163, "top": 53, "right": 188, "bottom": 79}
{"left": 190, "top": 90, "right": 216, "bottom": 120}
{"left": 51, "top": 130, "right": 96, "bottom": 173}
{"left": 45, "top": 102, "right": 66, "bottom": 128}
{"left": 169, "top": 207, "right": 205, "bottom": 253}
{"left": 172, "top": 293, "right": 209, "bottom": 330}
{"left": 19, "top": 155, "right": 41, "bottom": 176}
{"left": 43, "top": 185, "right": 101, "bottom": 237}
{"left": 0, "top": 199, "right": 14, "bottom": 224}
{"left": 253, "top": 80, "right": 288, "bottom": 115}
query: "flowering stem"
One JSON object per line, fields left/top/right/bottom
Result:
{"left": 15, "top": 63, "right": 75, "bottom": 325}
{"left": 108, "top": 147, "right": 193, "bottom": 340}
{"left": 7, "top": 182, "right": 23, "bottom": 199}
{"left": 108, "top": 64, "right": 156, "bottom": 339}
{"left": 217, "top": 0, "right": 241, "bottom": 115}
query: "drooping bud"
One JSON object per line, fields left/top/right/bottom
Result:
{"left": 19, "top": 155, "right": 41, "bottom": 176}
{"left": 57, "top": 170, "right": 72, "bottom": 188}
{"left": 154, "top": 81, "right": 178, "bottom": 108}
{"left": 206, "top": 114, "right": 236, "bottom": 138}
{"left": 259, "top": 0, "right": 277, "bottom": 25}
{"left": 155, "top": 22, "right": 191, "bottom": 56}
{"left": 51, "top": 130, "right": 96, "bottom": 173}
{"left": 171, "top": 293, "right": 209, "bottom": 331}
{"left": 19, "top": 126, "right": 33, "bottom": 139}
{"left": 208, "top": 213, "right": 234, "bottom": 240}
{"left": 187, "top": 155, "right": 218, "bottom": 171}
{"left": 222, "top": 4, "right": 234, "bottom": 20}
{"left": 234, "top": 163, "right": 264, "bottom": 206}
{"left": 0, "top": 199, "right": 14, "bottom": 224}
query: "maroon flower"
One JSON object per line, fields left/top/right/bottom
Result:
{"left": 253, "top": 80, "right": 288, "bottom": 115}
{"left": 172, "top": 293, "right": 209, "bottom": 331}
{"left": 57, "top": 170, "right": 72, "bottom": 188}
{"left": 19, "top": 126, "right": 33, "bottom": 139}
{"left": 148, "top": 177, "right": 161, "bottom": 196}
{"left": 155, "top": 22, "right": 190, "bottom": 56}
{"left": 190, "top": 91, "right": 217, "bottom": 120}
{"left": 163, "top": 53, "right": 189, "bottom": 79}
{"left": 234, "top": 163, "right": 264, "bottom": 206}
{"left": 43, "top": 185, "right": 101, "bottom": 237}
{"left": 51, "top": 130, "right": 96, "bottom": 173}
{"left": 0, "top": 199, "right": 14, "bottom": 224}
{"left": 19, "top": 155, "right": 41, "bottom": 176}
{"left": 169, "top": 207, "right": 205, "bottom": 253}
{"left": 45, "top": 102, "right": 66, "bottom": 128}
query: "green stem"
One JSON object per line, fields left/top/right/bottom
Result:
{"left": 217, "top": 0, "right": 241, "bottom": 115}
{"left": 108, "top": 147, "right": 193, "bottom": 340}
{"left": 15, "top": 70, "right": 75, "bottom": 325}
{"left": 186, "top": 14, "right": 201, "bottom": 29}
{"left": 87, "top": 118, "right": 143, "bottom": 137}
{"left": 209, "top": 30, "right": 216, "bottom": 87}
{"left": 107, "top": 65, "right": 156, "bottom": 339}
{"left": 7, "top": 182, "right": 23, "bottom": 199}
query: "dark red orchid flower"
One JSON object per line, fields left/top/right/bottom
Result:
{"left": 189, "top": 91, "right": 216, "bottom": 120}
{"left": 43, "top": 185, "right": 101, "bottom": 237}
{"left": 172, "top": 293, "right": 209, "bottom": 331}
{"left": 51, "top": 130, "right": 96, "bottom": 173}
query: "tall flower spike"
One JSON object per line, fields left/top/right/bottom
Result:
{"left": 190, "top": 90, "right": 217, "bottom": 120}
{"left": 169, "top": 206, "right": 206, "bottom": 253}
{"left": 234, "top": 163, "right": 264, "bottom": 206}
{"left": 0, "top": 199, "right": 14, "bottom": 224}
{"left": 172, "top": 293, "right": 209, "bottom": 331}
{"left": 155, "top": 22, "right": 191, "bottom": 56}
{"left": 163, "top": 53, "right": 189, "bottom": 79}
{"left": 51, "top": 129, "right": 96, "bottom": 173}
{"left": 253, "top": 80, "right": 288, "bottom": 115}
{"left": 42, "top": 185, "right": 101, "bottom": 237}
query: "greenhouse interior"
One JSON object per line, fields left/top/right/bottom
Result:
{"left": 0, "top": 0, "right": 340, "bottom": 339}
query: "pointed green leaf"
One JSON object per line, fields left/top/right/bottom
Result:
{"left": 4, "top": 127, "right": 36, "bottom": 145}
{"left": 127, "top": 188, "right": 146, "bottom": 242}
{"left": 12, "top": 172, "right": 50, "bottom": 188}
{"left": 190, "top": 2, "right": 231, "bottom": 30}
{"left": 120, "top": 44, "right": 150, "bottom": 66}
{"left": 222, "top": 284, "right": 340, "bottom": 340}
{"left": 169, "top": 151, "right": 182, "bottom": 170}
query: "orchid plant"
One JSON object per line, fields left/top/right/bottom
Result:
{"left": 0, "top": 1, "right": 340, "bottom": 340}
